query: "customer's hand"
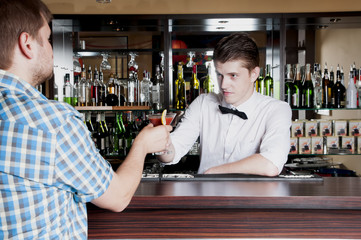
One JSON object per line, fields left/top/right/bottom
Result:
{"left": 134, "top": 124, "right": 172, "bottom": 154}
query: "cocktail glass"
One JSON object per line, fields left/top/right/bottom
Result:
{"left": 148, "top": 112, "right": 176, "bottom": 155}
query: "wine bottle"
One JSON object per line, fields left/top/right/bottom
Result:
{"left": 331, "top": 65, "right": 346, "bottom": 108}
{"left": 98, "top": 69, "right": 106, "bottom": 106}
{"left": 63, "top": 73, "right": 72, "bottom": 105}
{"left": 203, "top": 61, "right": 215, "bottom": 93}
{"left": 322, "top": 63, "right": 332, "bottom": 108}
{"left": 256, "top": 67, "right": 264, "bottom": 94}
{"left": 175, "top": 63, "right": 186, "bottom": 109}
{"left": 313, "top": 63, "right": 322, "bottom": 109}
{"left": 190, "top": 64, "right": 200, "bottom": 102}
{"left": 152, "top": 66, "right": 161, "bottom": 110}
{"left": 86, "top": 66, "right": 92, "bottom": 106}
{"left": 264, "top": 64, "right": 273, "bottom": 97}
{"left": 302, "top": 63, "right": 314, "bottom": 108}
{"left": 72, "top": 75, "right": 79, "bottom": 107}
{"left": 284, "top": 64, "right": 296, "bottom": 107}
{"left": 346, "top": 66, "right": 357, "bottom": 108}
{"left": 140, "top": 70, "right": 151, "bottom": 106}
{"left": 93, "top": 113, "right": 105, "bottom": 155}
{"left": 294, "top": 64, "right": 303, "bottom": 108}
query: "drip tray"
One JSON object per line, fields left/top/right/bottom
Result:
{"left": 141, "top": 173, "right": 323, "bottom": 182}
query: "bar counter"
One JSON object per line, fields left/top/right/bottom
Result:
{"left": 87, "top": 177, "right": 361, "bottom": 239}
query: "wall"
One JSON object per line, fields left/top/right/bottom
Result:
{"left": 43, "top": 0, "right": 361, "bottom": 15}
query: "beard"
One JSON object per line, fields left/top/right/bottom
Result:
{"left": 31, "top": 59, "right": 54, "bottom": 87}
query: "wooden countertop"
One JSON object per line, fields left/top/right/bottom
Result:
{"left": 87, "top": 177, "right": 361, "bottom": 239}
{"left": 128, "top": 177, "right": 361, "bottom": 210}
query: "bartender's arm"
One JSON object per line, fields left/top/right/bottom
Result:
{"left": 204, "top": 154, "right": 279, "bottom": 176}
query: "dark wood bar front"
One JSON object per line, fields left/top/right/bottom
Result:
{"left": 87, "top": 177, "right": 361, "bottom": 239}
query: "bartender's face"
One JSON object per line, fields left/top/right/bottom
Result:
{"left": 215, "top": 59, "right": 259, "bottom": 107}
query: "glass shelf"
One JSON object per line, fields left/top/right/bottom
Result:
{"left": 75, "top": 106, "right": 151, "bottom": 111}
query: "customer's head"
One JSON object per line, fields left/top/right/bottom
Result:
{"left": 213, "top": 32, "right": 259, "bottom": 73}
{"left": 0, "top": 0, "right": 53, "bottom": 70}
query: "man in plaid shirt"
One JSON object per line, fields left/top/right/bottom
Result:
{"left": 0, "top": 0, "right": 172, "bottom": 239}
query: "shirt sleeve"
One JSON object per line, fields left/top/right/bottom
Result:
{"left": 168, "top": 95, "right": 204, "bottom": 165}
{"left": 259, "top": 101, "right": 292, "bottom": 173}
{"left": 53, "top": 113, "right": 114, "bottom": 203}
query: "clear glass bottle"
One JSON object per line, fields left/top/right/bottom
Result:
{"left": 346, "top": 66, "right": 357, "bottom": 108}
{"left": 175, "top": 63, "right": 186, "bottom": 109}
{"left": 91, "top": 66, "right": 100, "bottom": 106}
{"left": 313, "top": 63, "right": 322, "bottom": 109}
{"left": 78, "top": 65, "right": 87, "bottom": 106}
{"left": 98, "top": 69, "right": 106, "bottom": 106}
{"left": 86, "top": 66, "right": 92, "bottom": 106}
{"left": 152, "top": 66, "right": 162, "bottom": 110}
{"left": 140, "top": 70, "right": 151, "bottom": 106}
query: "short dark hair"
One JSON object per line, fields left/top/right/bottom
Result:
{"left": 0, "top": 0, "right": 53, "bottom": 70}
{"left": 213, "top": 33, "right": 260, "bottom": 72}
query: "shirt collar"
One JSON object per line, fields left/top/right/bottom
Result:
{"left": 220, "top": 90, "right": 258, "bottom": 116}
{"left": 0, "top": 69, "right": 46, "bottom": 100}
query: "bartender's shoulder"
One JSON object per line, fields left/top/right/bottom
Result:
{"left": 256, "top": 93, "right": 291, "bottom": 111}
{"left": 199, "top": 92, "right": 221, "bottom": 103}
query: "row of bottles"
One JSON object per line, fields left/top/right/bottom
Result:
{"left": 58, "top": 52, "right": 165, "bottom": 109}
{"left": 85, "top": 112, "right": 149, "bottom": 156}
{"left": 284, "top": 62, "right": 361, "bottom": 109}
{"left": 174, "top": 59, "right": 216, "bottom": 110}
{"left": 255, "top": 64, "right": 274, "bottom": 97}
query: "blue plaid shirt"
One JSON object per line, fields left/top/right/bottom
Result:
{"left": 0, "top": 70, "right": 114, "bottom": 239}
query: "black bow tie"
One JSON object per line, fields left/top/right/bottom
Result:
{"left": 218, "top": 105, "right": 248, "bottom": 120}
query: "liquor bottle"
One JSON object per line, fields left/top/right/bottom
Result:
{"left": 152, "top": 66, "right": 162, "bottom": 110}
{"left": 85, "top": 112, "right": 94, "bottom": 133}
{"left": 127, "top": 52, "right": 139, "bottom": 106}
{"left": 175, "top": 63, "right": 186, "bottom": 109}
{"left": 294, "top": 64, "right": 303, "bottom": 108}
{"left": 346, "top": 66, "right": 357, "bottom": 108}
{"left": 91, "top": 66, "right": 100, "bottom": 106}
{"left": 264, "top": 64, "right": 273, "bottom": 97}
{"left": 101, "top": 113, "right": 111, "bottom": 155}
{"left": 203, "top": 61, "right": 215, "bottom": 93}
{"left": 302, "top": 63, "right": 314, "bottom": 108}
{"left": 284, "top": 64, "right": 296, "bottom": 107}
{"left": 54, "top": 81, "right": 58, "bottom": 101}
{"left": 256, "top": 67, "right": 264, "bottom": 94}
{"left": 140, "top": 70, "right": 151, "bottom": 106}
{"left": 105, "top": 73, "right": 118, "bottom": 106}
{"left": 190, "top": 64, "right": 200, "bottom": 103}
{"left": 72, "top": 75, "right": 79, "bottom": 106}
{"left": 93, "top": 113, "right": 105, "bottom": 155}
{"left": 63, "top": 73, "right": 72, "bottom": 105}
{"left": 98, "top": 69, "right": 106, "bottom": 106}
{"left": 332, "top": 65, "right": 346, "bottom": 108}
{"left": 86, "top": 66, "right": 92, "bottom": 106}
{"left": 313, "top": 63, "right": 322, "bottom": 109}
{"left": 357, "top": 68, "right": 361, "bottom": 108}
{"left": 322, "top": 63, "right": 332, "bottom": 108}
{"left": 78, "top": 65, "right": 87, "bottom": 106}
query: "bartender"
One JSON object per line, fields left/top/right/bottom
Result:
{"left": 158, "top": 33, "right": 292, "bottom": 176}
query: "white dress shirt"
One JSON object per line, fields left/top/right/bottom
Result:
{"left": 169, "top": 91, "right": 292, "bottom": 174}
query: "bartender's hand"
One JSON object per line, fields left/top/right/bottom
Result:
{"left": 134, "top": 124, "right": 172, "bottom": 154}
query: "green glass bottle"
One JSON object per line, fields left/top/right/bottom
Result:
{"left": 294, "top": 64, "right": 303, "bottom": 108}
{"left": 284, "top": 64, "right": 296, "bottom": 108}
{"left": 175, "top": 63, "right": 186, "bottom": 109}
{"left": 302, "top": 63, "right": 314, "bottom": 108}
{"left": 203, "top": 62, "right": 215, "bottom": 94}
{"left": 257, "top": 67, "right": 264, "bottom": 94}
{"left": 264, "top": 64, "right": 273, "bottom": 97}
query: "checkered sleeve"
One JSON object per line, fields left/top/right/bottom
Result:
{"left": 53, "top": 112, "right": 114, "bottom": 203}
